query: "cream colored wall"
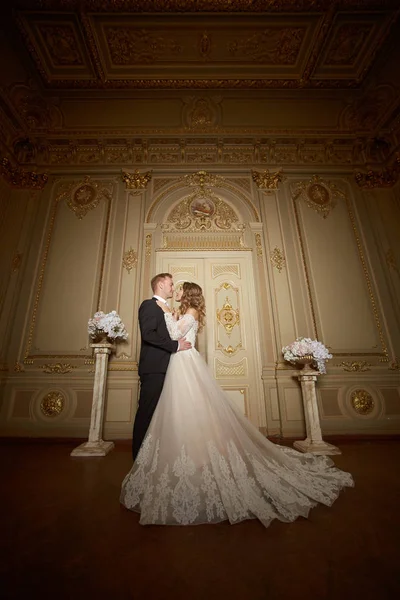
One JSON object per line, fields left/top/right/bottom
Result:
{"left": 0, "top": 165, "right": 399, "bottom": 439}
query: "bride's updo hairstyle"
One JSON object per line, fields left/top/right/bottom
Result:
{"left": 180, "top": 282, "right": 206, "bottom": 332}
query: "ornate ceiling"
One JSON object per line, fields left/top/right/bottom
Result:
{"left": 9, "top": 0, "right": 400, "bottom": 90}
{"left": 0, "top": 0, "right": 399, "bottom": 170}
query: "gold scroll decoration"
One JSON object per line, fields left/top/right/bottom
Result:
{"left": 251, "top": 169, "right": 284, "bottom": 193}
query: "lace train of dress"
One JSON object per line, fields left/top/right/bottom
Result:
{"left": 121, "top": 314, "right": 354, "bottom": 528}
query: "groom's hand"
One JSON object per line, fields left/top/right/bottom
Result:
{"left": 178, "top": 337, "right": 192, "bottom": 351}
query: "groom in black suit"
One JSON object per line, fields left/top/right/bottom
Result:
{"left": 132, "top": 273, "right": 191, "bottom": 459}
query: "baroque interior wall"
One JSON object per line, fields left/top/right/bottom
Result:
{"left": 0, "top": 5, "right": 399, "bottom": 439}
{"left": 0, "top": 163, "right": 399, "bottom": 439}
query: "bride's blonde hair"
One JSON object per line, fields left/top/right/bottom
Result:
{"left": 179, "top": 282, "right": 206, "bottom": 332}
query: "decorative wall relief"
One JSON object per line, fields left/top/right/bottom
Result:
{"left": 270, "top": 247, "right": 286, "bottom": 273}
{"left": 9, "top": 83, "right": 63, "bottom": 130}
{"left": 58, "top": 175, "right": 109, "bottom": 219}
{"left": 122, "top": 169, "right": 152, "bottom": 192}
{"left": 251, "top": 169, "right": 284, "bottom": 193}
{"left": 354, "top": 155, "right": 400, "bottom": 189}
{"left": 215, "top": 358, "right": 247, "bottom": 378}
{"left": 182, "top": 97, "right": 221, "bottom": 130}
{"left": 1, "top": 158, "right": 48, "bottom": 190}
{"left": 122, "top": 247, "right": 138, "bottom": 273}
{"left": 350, "top": 389, "right": 375, "bottom": 415}
{"left": 40, "top": 363, "right": 77, "bottom": 374}
{"left": 40, "top": 391, "right": 65, "bottom": 417}
{"left": 215, "top": 282, "right": 242, "bottom": 356}
{"left": 292, "top": 174, "right": 343, "bottom": 218}
{"left": 217, "top": 297, "right": 240, "bottom": 335}
{"left": 339, "top": 361, "right": 372, "bottom": 372}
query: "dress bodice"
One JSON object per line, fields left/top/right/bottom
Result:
{"left": 164, "top": 313, "right": 198, "bottom": 347}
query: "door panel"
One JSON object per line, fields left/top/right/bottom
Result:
{"left": 157, "top": 252, "right": 263, "bottom": 428}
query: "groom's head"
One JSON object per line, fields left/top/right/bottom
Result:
{"left": 151, "top": 273, "right": 174, "bottom": 300}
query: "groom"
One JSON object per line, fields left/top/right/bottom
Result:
{"left": 132, "top": 272, "right": 191, "bottom": 460}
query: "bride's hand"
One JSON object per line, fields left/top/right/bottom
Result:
{"left": 156, "top": 300, "right": 171, "bottom": 313}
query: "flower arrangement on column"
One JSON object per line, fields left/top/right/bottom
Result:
{"left": 88, "top": 310, "right": 129, "bottom": 343}
{"left": 71, "top": 310, "right": 128, "bottom": 457}
{"left": 281, "top": 337, "right": 339, "bottom": 455}
{"left": 282, "top": 337, "right": 332, "bottom": 374}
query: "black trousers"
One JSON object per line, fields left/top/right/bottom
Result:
{"left": 132, "top": 373, "right": 165, "bottom": 460}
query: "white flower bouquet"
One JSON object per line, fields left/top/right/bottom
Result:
{"left": 282, "top": 337, "right": 332, "bottom": 374}
{"left": 88, "top": 310, "right": 128, "bottom": 342}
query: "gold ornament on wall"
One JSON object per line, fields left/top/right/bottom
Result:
{"left": 354, "top": 155, "right": 400, "bottom": 189}
{"left": 270, "top": 247, "right": 286, "bottom": 273}
{"left": 122, "top": 247, "right": 138, "bottom": 273}
{"left": 41, "top": 363, "right": 77, "bottom": 374}
{"left": 57, "top": 175, "right": 110, "bottom": 219}
{"left": 350, "top": 389, "right": 374, "bottom": 415}
{"left": 1, "top": 157, "right": 48, "bottom": 189}
{"left": 293, "top": 175, "right": 343, "bottom": 218}
{"left": 122, "top": 169, "right": 152, "bottom": 192}
{"left": 217, "top": 297, "right": 240, "bottom": 335}
{"left": 251, "top": 169, "right": 284, "bottom": 192}
{"left": 217, "top": 342, "right": 242, "bottom": 355}
{"left": 339, "top": 361, "right": 371, "bottom": 372}
{"left": 255, "top": 233, "right": 263, "bottom": 257}
{"left": 40, "top": 391, "right": 65, "bottom": 417}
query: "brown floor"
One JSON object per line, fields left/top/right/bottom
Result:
{"left": 0, "top": 439, "right": 399, "bottom": 600}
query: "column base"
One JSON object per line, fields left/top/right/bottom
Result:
{"left": 293, "top": 439, "right": 341, "bottom": 456}
{"left": 70, "top": 440, "right": 115, "bottom": 457}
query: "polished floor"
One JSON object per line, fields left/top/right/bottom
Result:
{"left": 1, "top": 438, "right": 399, "bottom": 600}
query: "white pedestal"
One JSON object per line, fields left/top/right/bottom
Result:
{"left": 71, "top": 342, "right": 115, "bottom": 458}
{"left": 294, "top": 366, "right": 341, "bottom": 456}
{"left": 71, "top": 440, "right": 115, "bottom": 457}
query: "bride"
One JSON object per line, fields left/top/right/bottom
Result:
{"left": 120, "top": 282, "right": 354, "bottom": 528}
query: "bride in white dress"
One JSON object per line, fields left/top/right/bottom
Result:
{"left": 120, "top": 282, "right": 354, "bottom": 528}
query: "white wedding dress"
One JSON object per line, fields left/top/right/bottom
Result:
{"left": 120, "top": 314, "right": 354, "bottom": 528}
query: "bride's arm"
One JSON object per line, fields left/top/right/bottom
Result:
{"left": 164, "top": 313, "right": 195, "bottom": 340}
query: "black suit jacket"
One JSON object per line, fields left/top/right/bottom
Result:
{"left": 138, "top": 298, "right": 179, "bottom": 376}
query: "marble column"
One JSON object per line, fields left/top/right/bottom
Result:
{"left": 71, "top": 342, "right": 115, "bottom": 457}
{"left": 293, "top": 367, "right": 341, "bottom": 456}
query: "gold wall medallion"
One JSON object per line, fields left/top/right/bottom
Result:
{"left": 350, "top": 389, "right": 374, "bottom": 415}
{"left": 40, "top": 391, "right": 65, "bottom": 417}
{"left": 270, "top": 247, "right": 286, "bottom": 272}
{"left": 122, "top": 247, "right": 138, "bottom": 273}
{"left": 293, "top": 175, "right": 341, "bottom": 218}
{"left": 57, "top": 175, "right": 110, "bottom": 219}
{"left": 217, "top": 297, "right": 240, "bottom": 335}
{"left": 122, "top": 169, "right": 152, "bottom": 192}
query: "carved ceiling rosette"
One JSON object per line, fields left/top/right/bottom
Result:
{"left": 292, "top": 175, "right": 344, "bottom": 218}
{"left": 57, "top": 175, "right": 112, "bottom": 219}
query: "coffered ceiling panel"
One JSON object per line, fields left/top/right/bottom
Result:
{"left": 91, "top": 14, "right": 318, "bottom": 79}
{"left": 17, "top": 12, "right": 96, "bottom": 80}
{"left": 11, "top": 1, "right": 399, "bottom": 89}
